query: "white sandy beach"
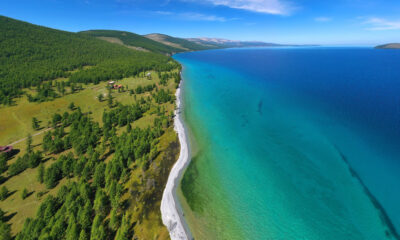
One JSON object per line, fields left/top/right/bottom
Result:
{"left": 160, "top": 82, "right": 191, "bottom": 240}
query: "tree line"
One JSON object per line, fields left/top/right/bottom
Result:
{"left": 10, "top": 93, "right": 175, "bottom": 239}
{"left": 0, "top": 16, "right": 179, "bottom": 105}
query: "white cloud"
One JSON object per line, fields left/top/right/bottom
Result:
{"left": 151, "top": 10, "right": 235, "bottom": 22}
{"left": 314, "top": 17, "right": 331, "bottom": 22}
{"left": 154, "top": 11, "right": 173, "bottom": 15}
{"left": 198, "top": 0, "right": 293, "bottom": 15}
{"left": 364, "top": 17, "right": 400, "bottom": 30}
{"left": 179, "top": 12, "right": 227, "bottom": 21}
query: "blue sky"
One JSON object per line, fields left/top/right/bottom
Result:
{"left": 2, "top": 0, "right": 400, "bottom": 45}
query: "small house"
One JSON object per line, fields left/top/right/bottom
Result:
{"left": 146, "top": 72, "right": 152, "bottom": 79}
{"left": 113, "top": 84, "right": 123, "bottom": 89}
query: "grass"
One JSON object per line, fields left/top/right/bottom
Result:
{"left": 0, "top": 70, "right": 179, "bottom": 237}
{"left": 0, "top": 72, "right": 175, "bottom": 146}
{"left": 125, "top": 127, "right": 179, "bottom": 240}
{"left": 0, "top": 125, "right": 76, "bottom": 234}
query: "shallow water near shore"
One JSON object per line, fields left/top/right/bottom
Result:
{"left": 174, "top": 47, "right": 400, "bottom": 240}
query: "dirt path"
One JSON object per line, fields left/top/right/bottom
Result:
{"left": 9, "top": 128, "right": 52, "bottom": 146}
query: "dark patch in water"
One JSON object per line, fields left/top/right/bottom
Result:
{"left": 241, "top": 114, "right": 249, "bottom": 127}
{"left": 207, "top": 74, "right": 215, "bottom": 79}
{"left": 335, "top": 146, "right": 400, "bottom": 240}
{"left": 257, "top": 100, "right": 263, "bottom": 115}
{"left": 180, "top": 155, "right": 205, "bottom": 213}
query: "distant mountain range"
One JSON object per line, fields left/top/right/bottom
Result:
{"left": 145, "top": 34, "right": 219, "bottom": 51}
{"left": 80, "top": 31, "right": 289, "bottom": 55}
{"left": 185, "top": 37, "right": 283, "bottom": 48}
{"left": 375, "top": 43, "right": 400, "bottom": 49}
{"left": 79, "top": 30, "right": 186, "bottom": 54}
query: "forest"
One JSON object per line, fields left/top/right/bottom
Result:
{"left": 0, "top": 16, "right": 178, "bottom": 105}
{"left": 0, "top": 73, "right": 179, "bottom": 239}
{"left": 0, "top": 15, "right": 182, "bottom": 240}
{"left": 0, "top": 95, "right": 174, "bottom": 239}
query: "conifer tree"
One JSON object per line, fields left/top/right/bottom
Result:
{"left": 66, "top": 216, "right": 80, "bottom": 240}
{"left": 32, "top": 117, "right": 40, "bottom": 130}
{"left": 78, "top": 229, "right": 89, "bottom": 240}
{"left": 79, "top": 202, "right": 92, "bottom": 231}
{"left": 0, "top": 154, "right": 7, "bottom": 174}
{"left": 93, "top": 189, "right": 109, "bottom": 217}
{"left": 21, "top": 188, "right": 28, "bottom": 199}
{"left": 93, "top": 163, "right": 106, "bottom": 188}
{"left": 109, "top": 208, "right": 119, "bottom": 231}
{"left": 68, "top": 103, "right": 75, "bottom": 111}
{"left": 115, "top": 213, "right": 130, "bottom": 240}
{"left": 0, "top": 221, "right": 12, "bottom": 240}
{"left": 0, "top": 186, "right": 9, "bottom": 201}
{"left": 26, "top": 133, "right": 33, "bottom": 152}
{"left": 90, "top": 215, "right": 106, "bottom": 240}
{"left": 37, "top": 163, "right": 45, "bottom": 183}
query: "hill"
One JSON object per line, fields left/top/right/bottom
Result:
{"left": 145, "top": 33, "right": 221, "bottom": 51}
{"left": 186, "top": 37, "right": 283, "bottom": 48}
{"left": 79, "top": 30, "right": 184, "bottom": 55}
{"left": 375, "top": 43, "right": 400, "bottom": 49}
{"left": 0, "top": 15, "right": 181, "bottom": 240}
{"left": 0, "top": 16, "right": 173, "bottom": 105}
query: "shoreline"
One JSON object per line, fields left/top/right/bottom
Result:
{"left": 160, "top": 75, "right": 193, "bottom": 240}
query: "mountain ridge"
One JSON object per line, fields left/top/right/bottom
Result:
{"left": 375, "top": 43, "right": 400, "bottom": 49}
{"left": 186, "top": 37, "right": 283, "bottom": 48}
{"left": 145, "top": 33, "right": 219, "bottom": 51}
{"left": 79, "top": 30, "right": 184, "bottom": 55}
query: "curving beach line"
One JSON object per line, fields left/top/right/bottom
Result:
{"left": 161, "top": 81, "right": 192, "bottom": 240}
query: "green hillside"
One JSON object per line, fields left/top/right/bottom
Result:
{"left": 145, "top": 33, "right": 220, "bottom": 51}
{"left": 80, "top": 30, "right": 184, "bottom": 55}
{"left": 0, "top": 16, "right": 181, "bottom": 240}
{"left": 0, "top": 16, "right": 174, "bottom": 105}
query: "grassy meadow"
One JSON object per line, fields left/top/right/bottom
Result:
{"left": 0, "top": 70, "right": 179, "bottom": 239}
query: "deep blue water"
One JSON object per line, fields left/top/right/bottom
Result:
{"left": 176, "top": 47, "right": 400, "bottom": 239}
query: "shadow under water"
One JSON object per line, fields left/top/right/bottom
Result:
{"left": 335, "top": 146, "right": 400, "bottom": 240}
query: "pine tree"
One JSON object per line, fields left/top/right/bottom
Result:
{"left": 32, "top": 117, "right": 40, "bottom": 130}
{"left": 21, "top": 188, "right": 29, "bottom": 199}
{"left": 26, "top": 133, "right": 33, "bottom": 152}
{"left": 93, "top": 163, "right": 105, "bottom": 188}
{"left": 109, "top": 208, "right": 119, "bottom": 231}
{"left": 37, "top": 163, "right": 45, "bottom": 183}
{"left": 66, "top": 216, "right": 80, "bottom": 240}
{"left": 61, "top": 84, "right": 66, "bottom": 96}
{"left": 0, "top": 186, "right": 8, "bottom": 201}
{"left": 90, "top": 215, "right": 105, "bottom": 240}
{"left": 50, "top": 217, "right": 66, "bottom": 239}
{"left": 0, "top": 221, "right": 12, "bottom": 240}
{"left": 93, "top": 189, "right": 108, "bottom": 216}
{"left": 79, "top": 202, "right": 92, "bottom": 231}
{"left": 78, "top": 229, "right": 89, "bottom": 240}
{"left": 68, "top": 102, "right": 75, "bottom": 111}
{"left": 0, "top": 154, "right": 7, "bottom": 174}
{"left": 0, "top": 208, "right": 4, "bottom": 221}
{"left": 115, "top": 213, "right": 130, "bottom": 240}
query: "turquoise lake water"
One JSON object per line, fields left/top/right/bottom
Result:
{"left": 175, "top": 47, "right": 400, "bottom": 240}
